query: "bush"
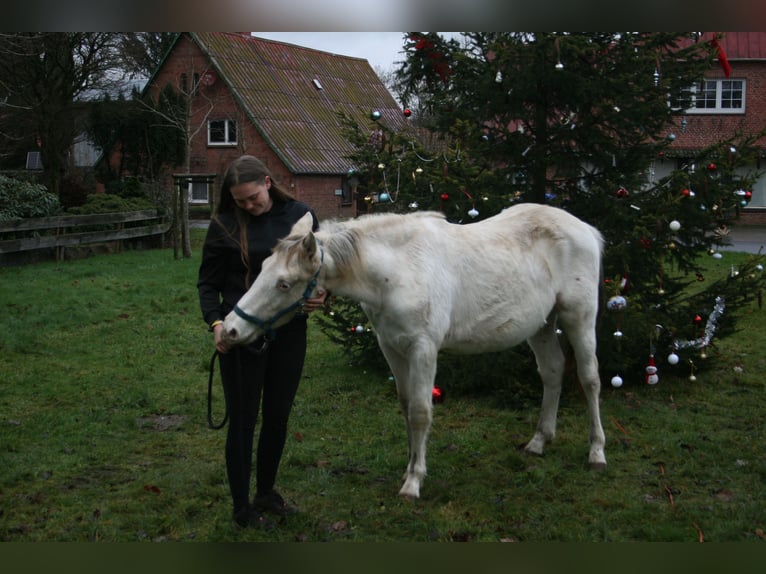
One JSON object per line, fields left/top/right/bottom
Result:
{"left": 66, "top": 193, "right": 155, "bottom": 215}
{"left": 0, "top": 175, "right": 61, "bottom": 220}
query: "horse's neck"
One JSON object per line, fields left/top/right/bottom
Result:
{"left": 319, "top": 220, "right": 415, "bottom": 304}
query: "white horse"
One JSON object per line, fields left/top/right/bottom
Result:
{"left": 221, "top": 203, "right": 606, "bottom": 498}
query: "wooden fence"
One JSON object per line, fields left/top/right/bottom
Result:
{"left": 0, "top": 210, "right": 170, "bottom": 262}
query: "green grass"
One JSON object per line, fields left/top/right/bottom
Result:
{"left": 1, "top": 232, "right": 765, "bottom": 542}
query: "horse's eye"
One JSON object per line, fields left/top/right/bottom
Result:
{"left": 276, "top": 280, "right": 290, "bottom": 291}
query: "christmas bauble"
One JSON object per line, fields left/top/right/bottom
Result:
{"left": 379, "top": 192, "right": 390, "bottom": 202}
{"left": 669, "top": 220, "right": 681, "bottom": 231}
{"left": 611, "top": 375, "right": 623, "bottom": 388}
{"left": 440, "top": 193, "right": 449, "bottom": 201}
{"left": 667, "top": 353, "right": 680, "bottom": 365}
{"left": 468, "top": 208, "right": 479, "bottom": 218}
{"left": 403, "top": 108, "right": 412, "bottom": 117}
{"left": 355, "top": 324, "right": 365, "bottom": 333}
{"left": 607, "top": 295, "right": 627, "bottom": 311}
{"left": 371, "top": 110, "right": 381, "bottom": 120}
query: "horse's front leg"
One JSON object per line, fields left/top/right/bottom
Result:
{"left": 381, "top": 338, "right": 438, "bottom": 499}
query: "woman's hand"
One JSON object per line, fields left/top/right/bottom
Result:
{"left": 213, "top": 323, "right": 232, "bottom": 354}
{"left": 303, "top": 289, "right": 329, "bottom": 313}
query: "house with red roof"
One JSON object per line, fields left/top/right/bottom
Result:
{"left": 143, "top": 32, "right": 408, "bottom": 220}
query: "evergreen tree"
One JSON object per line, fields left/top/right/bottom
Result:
{"left": 318, "top": 33, "right": 765, "bottom": 395}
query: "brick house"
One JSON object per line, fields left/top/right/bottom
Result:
{"left": 143, "top": 32, "right": 408, "bottom": 221}
{"left": 655, "top": 32, "right": 766, "bottom": 224}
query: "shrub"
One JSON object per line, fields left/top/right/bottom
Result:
{"left": 0, "top": 175, "right": 61, "bottom": 220}
{"left": 66, "top": 193, "right": 154, "bottom": 215}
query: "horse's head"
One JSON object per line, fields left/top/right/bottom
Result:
{"left": 221, "top": 212, "right": 322, "bottom": 347}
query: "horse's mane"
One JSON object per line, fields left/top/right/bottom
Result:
{"left": 277, "top": 211, "right": 446, "bottom": 277}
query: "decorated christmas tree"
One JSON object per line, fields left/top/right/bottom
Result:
{"left": 317, "top": 33, "right": 765, "bottom": 394}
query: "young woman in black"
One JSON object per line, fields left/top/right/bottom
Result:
{"left": 197, "top": 155, "right": 327, "bottom": 528}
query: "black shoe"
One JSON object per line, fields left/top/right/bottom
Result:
{"left": 232, "top": 506, "right": 276, "bottom": 530}
{"left": 253, "top": 489, "right": 297, "bottom": 516}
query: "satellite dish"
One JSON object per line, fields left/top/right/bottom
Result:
{"left": 201, "top": 70, "right": 217, "bottom": 86}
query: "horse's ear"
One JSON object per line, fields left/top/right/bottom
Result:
{"left": 292, "top": 212, "right": 315, "bottom": 236}
{"left": 301, "top": 231, "right": 317, "bottom": 260}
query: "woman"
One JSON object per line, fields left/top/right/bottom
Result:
{"left": 197, "top": 155, "right": 327, "bottom": 528}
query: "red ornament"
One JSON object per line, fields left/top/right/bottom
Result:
{"left": 403, "top": 108, "right": 412, "bottom": 117}
{"left": 639, "top": 237, "right": 652, "bottom": 249}
{"left": 745, "top": 191, "right": 752, "bottom": 200}
{"left": 616, "top": 187, "right": 630, "bottom": 198}
{"left": 707, "top": 163, "right": 717, "bottom": 171}
{"left": 432, "top": 386, "right": 444, "bottom": 404}
{"left": 681, "top": 188, "right": 691, "bottom": 197}
{"left": 693, "top": 314, "right": 703, "bottom": 325}
{"left": 440, "top": 193, "right": 450, "bottom": 201}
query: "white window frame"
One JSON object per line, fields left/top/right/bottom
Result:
{"left": 207, "top": 119, "right": 237, "bottom": 146}
{"left": 686, "top": 79, "right": 745, "bottom": 114}
{"left": 188, "top": 180, "right": 210, "bottom": 204}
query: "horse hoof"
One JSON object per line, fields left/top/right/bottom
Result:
{"left": 522, "top": 444, "right": 544, "bottom": 457}
{"left": 399, "top": 482, "right": 421, "bottom": 499}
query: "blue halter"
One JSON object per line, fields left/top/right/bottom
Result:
{"left": 232, "top": 243, "right": 323, "bottom": 342}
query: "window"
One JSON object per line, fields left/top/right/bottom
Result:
{"left": 180, "top": 73, "right": 200, "bottom": 95}
{"left": 188, "top": 181, "right": 209, "bottom": 204}
{"left": 26, "top": 151, "right": 43, "bottom": 170}
{"left": 687, "top": 79, "right": 745, "bottom": 113}
{"left": 208, "top": 119, "right": 237, "bottom": 146}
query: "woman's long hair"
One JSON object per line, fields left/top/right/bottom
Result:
{"left": 214, "top": 155, "right": 297, "bottom": 287}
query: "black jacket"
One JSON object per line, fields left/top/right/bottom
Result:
{"left": 197, "top": 199, "right": 318, "bottom": 328}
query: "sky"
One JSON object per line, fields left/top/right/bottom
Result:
{"left": 252, "top": 32, "right": 416, "bottom": 73}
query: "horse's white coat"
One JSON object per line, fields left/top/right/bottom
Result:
{"left": 223, "top": 203, "right": 606, "bottom": 498}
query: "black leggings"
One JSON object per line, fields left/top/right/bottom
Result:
{"left": 219, "top": 320, "right": 307, "bottom": 512}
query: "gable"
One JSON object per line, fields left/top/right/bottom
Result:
{"left": 191, "top": 32, "right": 408, "bottom": 175}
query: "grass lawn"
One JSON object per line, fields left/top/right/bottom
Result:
{"left": 1, "top": 232, "right": 765, "bottom": 543}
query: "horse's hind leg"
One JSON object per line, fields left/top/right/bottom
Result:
{"left": 558, "top": 305, "right": 607, "bottom": 469}
{"left": 525, "top": 320, "right": 566, "bottom": 456}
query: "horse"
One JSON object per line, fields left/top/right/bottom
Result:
{"left": 221, "top": 203, "right": 607, "bottom": 499}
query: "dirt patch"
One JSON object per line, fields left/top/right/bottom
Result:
{"left": 136, "top": 414, "right": 186, "bottom": 431}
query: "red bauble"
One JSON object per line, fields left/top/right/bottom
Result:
{"left": 681, "top": 188, "right": 691, "bottom": 197}
{"left": 616, "top": 187, "right": 630, "bottom": 198}
{"left": 440, "top": 193, "right": 450, "bottom": 201}
{"left": 432, "top": 386, "right": 444, "bottom": 404}
{"left": 403, "top": 108, "right": 412, "bottom": 117}
{"left": 707, "top": 163, "right": 717, "bottom": 171}
{"left": 693, "top": 314, "right": 703, "bottom": 324}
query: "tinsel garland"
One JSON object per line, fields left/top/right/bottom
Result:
{"left": 672, "top": 296, "right": 726, "bottom": 351}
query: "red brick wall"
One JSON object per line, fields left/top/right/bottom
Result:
{"left": 668, "top": 61, "right": 766, "bottom": 149}
{"left": 147, "top": 34, "right": 356, "bottom": 222}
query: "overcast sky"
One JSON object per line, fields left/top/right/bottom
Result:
{"left": 251, "top": 32, "right": 418, "bottom": 73}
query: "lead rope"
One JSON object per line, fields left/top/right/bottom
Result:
{"left": 207, "top": 336, "right": 272, "bottom": 430}
{"left": 207, "top": 350, "right": 228, "bottom": 429}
